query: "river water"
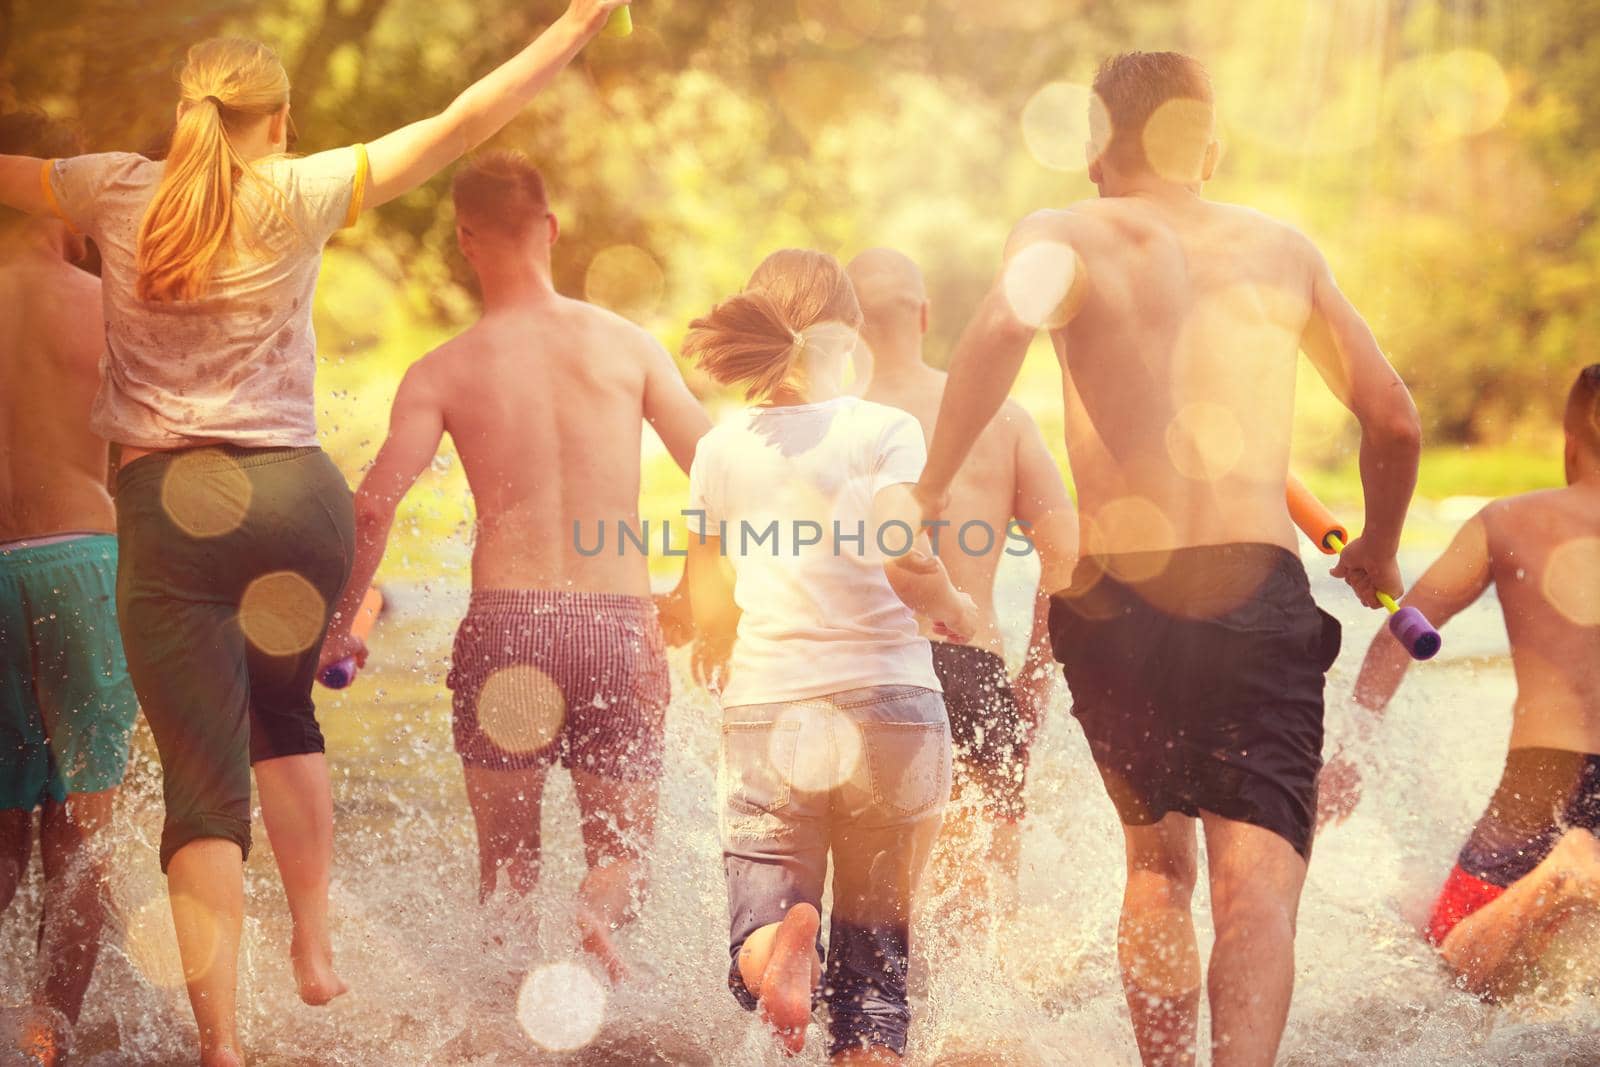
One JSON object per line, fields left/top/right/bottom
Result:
{"left": 5, "top": 524, "right": 1600, "bottom": 1065}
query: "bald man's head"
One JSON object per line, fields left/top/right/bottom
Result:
{"left": 847, "top": 248, "right": 928, "bottom": 330}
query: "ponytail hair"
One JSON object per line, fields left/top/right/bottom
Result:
{"left": 136, "top": 38, "right": 290, "bottom": 303}
{"left": 684, "top": 249, "right": 863, "bottom": 402}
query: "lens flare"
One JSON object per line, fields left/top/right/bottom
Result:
{"left": 1390, "top": 50, "right": 1511, "bottom": 144}
{"left": 1541, "top": 538, "right": 1600, "bottom": 627}
{"left": 1021, "top": 82, "right": 1095, "bottom": 172}
{"left": 1083, "top": 497, "right": 1175, "bottom": 584}
{"left": 774, "top": 703, "right": 864, "bottom": 796}
{"left": 238, "top": 571, "right": 327, "bottom": 657}
{"left": 1003, "top": 241, "right": 1079, "bottom": 330}
{"left": 516, "top": 961, "right": 607, "bottom": 1052}
{"left": 124, "top": 893, "right": 218, "bottom": 990}
{"left": 585, "top": 244, "right": 665, "bottom": 321}
{"left": 476, "top": 665, "right": 567, "bottom": 756}
{"left": 160, "top": 450, "right": 251, "bottom": 538}
{"left": 1165, "top": 402, "right": 1245, "bottom": 482}
{"left": 1142, "top": 97, "right": 1216, "bottom": 183}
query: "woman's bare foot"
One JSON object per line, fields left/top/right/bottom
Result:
{"left": 291, "top": 928, "right": 349, "bottom": 1006}
{"left": 16, "top": 1005, "right": 68, "bottom": 1067}
{"left": 759, "top": 903, "right": 820, "bottom": 1056}
{"left": 577, "top": 909, "right": 628, "bottom": 985}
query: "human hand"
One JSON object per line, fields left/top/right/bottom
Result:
{"left": 1331, "top": 534, "right": 1404, "bottom": 610}
{"left": 564, "top": 0, "right": 631, "bottom": 36}
{"left": 933, "top": 592, "right": 979, "bottom": 645}
{"left": 317, "top": 628, "right": 368, "bottom": 675}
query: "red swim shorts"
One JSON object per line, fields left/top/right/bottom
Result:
{"left": 1426, "top": 864, "right": 1507, "bottom": 946}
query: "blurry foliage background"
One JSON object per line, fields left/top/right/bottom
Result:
{"left": 2, "top": 0, "right": 1594, "bottom": 559}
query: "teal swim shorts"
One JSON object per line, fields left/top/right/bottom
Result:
{"left": 0, "top": 535, "right": 139, "bottom": 809}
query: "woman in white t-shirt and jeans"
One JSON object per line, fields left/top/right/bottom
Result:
{"left": 684, "top": 249, "right": 977, "bottom": 1064}
{"left": 0, "top": 3, "right": 628, "bottom": 1062}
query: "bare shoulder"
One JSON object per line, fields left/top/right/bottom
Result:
{"left": 571, "top": 297, "right": 668, "bottom": 363}
{"left": 1009, "top": 203, "right": 1108, "bottom": 248}
{"left": 1218, "top": 201, "right": 1326, "bottom": 264}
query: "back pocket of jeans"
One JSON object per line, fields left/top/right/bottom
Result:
{"left": 862, "top": 721, "right": 949, "bottom": 818}
{"left": 721, "top": 720, "right": 800, "bottom": 815}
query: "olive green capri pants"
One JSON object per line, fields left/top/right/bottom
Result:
{"left": 115, "top": 446, "right": 354, "bottom": 871}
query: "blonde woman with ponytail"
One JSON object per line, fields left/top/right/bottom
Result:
{"left": 682, "top": 250, "right": 976, "bottom": 1064}
{"left": 0, "top": 3, "right": 629, "bottom": 1063}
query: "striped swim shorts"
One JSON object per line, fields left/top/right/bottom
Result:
{"left": 446, "top": 589, "right": 670, "bottom": 780}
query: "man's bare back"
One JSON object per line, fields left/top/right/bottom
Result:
{"left": 1482, "top": 487, "right": 1600, "bottom": 751}
{"left": 410, "top": 297, "right": 696, "bottom": 596}
{"left": 1031, "top": 196, "right": 1321, "bottom": 556}
{"left": 0, "top": 228, "right": 109, "bottom": 541}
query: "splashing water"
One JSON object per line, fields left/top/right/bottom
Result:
{"left": 4, "top": 541, "right": 1600, "bottom": 1065}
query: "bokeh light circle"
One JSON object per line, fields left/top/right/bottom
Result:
{"left": 238, "top": 571, "right": 327, "bottom": 657}
{"left": 1542, "top": 537, "right": 1600, "bottom": 627}
{"left": 1003, "top": 241, "right": 1079, "bottom": 330}
{"left": 476, "top": 665, "right": 567, "bottom": 756}
{"left": 774, "top": 703, "right": 864, "bottom": 795}
{"left": 1165, "top": 402, "right": 1245, "bottom": 481}
{"left": 160, "top": 450, "right": 252, "bottom": 538}
{"left": 1142, "top": 97, "right": 1215, "bottom": 183}
{"left": 1021, "top": 82, "right": 1095, "bottom": 172}
{"left": 1391, "top": 49, "right": 1511, "bottom": 144}
{"left": 517, "top": 961, "right": 607, "bottom": 1052}
{"left": 124, "top": 893, "right": 219, "bottom": 990}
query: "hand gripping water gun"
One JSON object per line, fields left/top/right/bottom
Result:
{"left": 1287, "top": 475, "right": 1442, "bottom": 661}
{"left": 602, "top": 6, "right": 633, "bottom": 37}
{"left": 320, "top": 587, "right": 384, "bottom": 689}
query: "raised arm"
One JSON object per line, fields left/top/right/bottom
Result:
{"left": 0, "top": 155, "right": 54, "bottom": 216}
{"left": 1353, "top": 511, "right": 1492, "bottom": 714}
{"left": 361, "top": 0, "right": 629, "bottom": 211}
{"left": 643, "top": 339, "right": 711, "bottom": 475}
{"left": 1300, "top": 238, "right": 1423, "bottom": 607}
{"left": 318, "top": 365, "right": 447, "bottom": 670}
{"left": 919, "top": 211, "right": 1085, "bottom": 517}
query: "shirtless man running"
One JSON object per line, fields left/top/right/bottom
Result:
{"left": 0, "top": 110, "right": 138, "bottom": 1065}
{"left": 319, "top": 153, "right": 709, "bottom": 979}
{"left": 1339, "top": 365, "right": 1600, "bottom": 999}
{"left": 847, "top": 248, "right": 1076, "bottom": 897}
{"left": 915, "top": 53, "right": 1422, "bottom": 1066}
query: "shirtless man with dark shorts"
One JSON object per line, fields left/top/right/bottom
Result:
{"left": 915, "top": 53, "right": 1422, "bottom": 1066}
{"left": 848, "top": 248, "right": 1076, "bottom": 901}
{"left": 1340, "top": 365, "right": 1600, "bottom": 999}
{"left": 319, "top": 153, "right": 708, "bottom": 980}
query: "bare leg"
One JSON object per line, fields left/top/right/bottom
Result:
{"left": 571, "top": 769, "right": 657, "bottom": 983}
{"left": 1200, "top": 814, "right": 1307, "bottom": 1067}
{"left": 1116, "top": 814, "right": 1201, "bottom": 1067}
{"left": 36, "top": 790, "right": 116, "bottom": 1027}
{"left": 462, "top": 763, "right": 547, "bottom": 903}
{"left": 254, "top": 752, "right": 346, "bottom": 1006}
{"left": 0, "top": 807, "right": 29, "bottom": 913}
{"left": 737, "top": 903, "right": 823, "bottom": 1056}
{"left": 1440, "top": 828, "right": 1600, "bottom": 997}
{"left": 166, "top": 837, "right": 245, "bottom": 1067}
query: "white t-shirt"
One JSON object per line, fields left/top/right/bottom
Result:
{"left": 43, "top": 146, "right": 368, "bottom": 449}
{"left": 688, "top": 395, "right": 941, "bottom": 707}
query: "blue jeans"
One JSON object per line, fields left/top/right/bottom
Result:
{"left": 721, "top": 685, "right": 950, "bottom": 1058}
